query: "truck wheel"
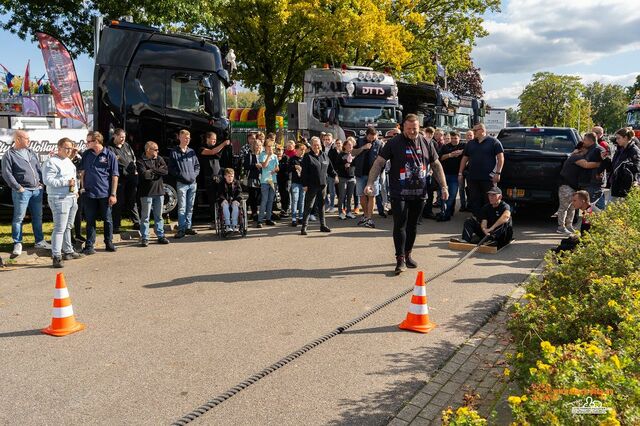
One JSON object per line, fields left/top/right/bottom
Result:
{"left": 163, "top": 184, "right": 178, "bottom": 216}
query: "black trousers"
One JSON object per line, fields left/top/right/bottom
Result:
{"left": 467, "top": 179, "right": 493, "bottom": 218}
{"left": 112, "top": 175, "right": 140, "bottom": 229}
{"left": 462, "top": 217, "right": 513, "bottom": 248}
{"left": 391, "top": 198, "right": 425, "bottom": 257}
{"left": 74, "top": 191, "right": 84, "bottom": 238}
{"left": 278, "top": 179, "right": 290, "bottom": 212}
{"left": 204, "top": 177, "right": 218, "bottom": 221}
{"left": 302, "top": 186, "right": 327, "bottom": 227}
{"left": 247, "top": 186, "right": 261, "bottom": 217}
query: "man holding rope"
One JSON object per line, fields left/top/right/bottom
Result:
{"left": 461, "top": 186, "right": 513, "bottom": 248}
{"left": 365, "top": 114, "right": 448, "bottom": 275}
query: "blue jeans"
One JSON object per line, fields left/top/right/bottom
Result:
{"left": 83, "top": 195, "right": 113, "bottom": 247}
{"left": 290, "top": 183, "right": 305, "bottom": 220}
{"left": 442, "top": 174, "right": 460, "bottom": 219}
{"left": 259, "top": 183, "right": 275, "bottom": 222}
{"left": 11, "top": 188, "right": 44, "bottom": 243}
{"left": 177, "top": 182, "right": 197, "bottom": 231}
{"left": 325, "top": 180, "right": 336, "bottom": 209}
{"left": 140, "top": 195, "right": 165, "bottom": 239}
{"left": 221, "top": 200, "right": 240, "bottom": 226}
{"left": 48, "top": 194, "right": 77, "bottom": 256}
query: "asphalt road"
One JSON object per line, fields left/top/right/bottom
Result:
{"left": 0, "top": 210, "right": 560, "bottom": 425}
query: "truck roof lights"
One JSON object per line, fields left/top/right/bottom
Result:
{"left": 358, "top": 72, "right": 365, "bottom": 80}
{"left": 365, "top": 72, "right": 372, "bottom": 81}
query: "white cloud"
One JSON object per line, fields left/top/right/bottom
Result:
{"left": 474, "top": 0, "right": 640, "bottom": 75}
{"left": 484, "top": 82, "right": 525, "bottom": 108}
{"left": 574, "top": 72, "right": 638, "bottom": 86}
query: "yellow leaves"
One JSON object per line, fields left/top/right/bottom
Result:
{"left": 610, "top": 354, "right": 621, "bottom": 369}
{"left": 508, "top": 396, "right": 522, "bottom": 405}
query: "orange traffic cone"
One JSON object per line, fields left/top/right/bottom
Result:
{"left": 399, "top": 271, "right": 436, "bottom": 333}
{"left": 42, "top": 272, "right": 85, "bottom": 337}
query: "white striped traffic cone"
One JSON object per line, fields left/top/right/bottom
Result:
{"left": 42, "top": 272, "right": 85, "bottom": 337}
{"left": 399, "top": 270, "right": 436, "bottom": 333}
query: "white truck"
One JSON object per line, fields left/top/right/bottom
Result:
{"left": 484, "top": 108, "right": 507, "bottom": 135}
{"left": 288, "top": 65, "right": 403, "bottom": 140}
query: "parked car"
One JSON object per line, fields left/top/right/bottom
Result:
{"left": 497, "top": 127, "right": 581, "bottom": 208}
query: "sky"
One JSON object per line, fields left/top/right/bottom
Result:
{"left": 1, "top": 0, "right": 639, "bottom": 108}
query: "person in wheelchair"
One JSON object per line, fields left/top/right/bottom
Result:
{"left": 217, "top": 168, "right": 243, "bottom": 234}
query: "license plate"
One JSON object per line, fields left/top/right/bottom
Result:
{"left": 507, "top": 188, "right": 525, "bottom": 198}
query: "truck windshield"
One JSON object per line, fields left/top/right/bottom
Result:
{"left": 498, "top": 129, "right": 575, "bottom": 153}
{"left": 627, "top": 109, "right": 640, "bottom": 128}
{"left": 338, "top": 106, "right": 396, "bottom": 125}
{"left": 169, "top": 75, "right": 216, "bottom": 116}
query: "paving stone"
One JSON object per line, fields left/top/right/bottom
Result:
{"left": 440, "top": 381, "right": 460, "bottom": 395}
{"left": 431, "top": 371, "right": 453, "bottom": 385}
{"left": 408, "top": 415, "right": 432, "bottom": 426}
{"left": 441, "top": 362, "right": 462, "bottom": 375}
{"left": 396, "top": 404, "right": 422, "bottom": 422}
{"left": 481, "top": 337, "right": 498, "bottom": 348}
{"left": 458, "top": 344, "right": 476, "bottom": 356}
{"left": 418, "top": 404, "right": 444, "bottom": 421}
{"left": 388, "top": 417, "right": 410, "bottom": 426}
{"left": 421, "top": 381, "right": 443, "bottom": 396}
{"left": 449, "top": 351, "right": 471, "bottom": 365}
{"left": 409, "top": 392, "right": 433, "bottom": 409}
{"left": 458, "top": 361, "right": 479, "bottom": 373}
{"left": 450, "top": 369, "right": 472, "bottom": 385}
{"left": 475, "top": 386, "right": 491, "bottom": 399}
{"left": 430, "top": 392, "right": 450, "bottom": 407}
{"left": 479, "top": 374, "right": 500, "bottom": 389}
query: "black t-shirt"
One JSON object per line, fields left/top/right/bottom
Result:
{"left": 579, "top": 144, "right": 604, "bottom": 186}
{"left": 463, "top": 136, "right": 504, "bottom": 181}
{"left": 379, "top": 133, "right": 439, "bottom": 200}
{"left": 559, "top": 152, "right": 585, "bottom": 189}
{"left": 439, "top": 142, "right": 466, "bottom": 176}
{"left": 480, "top": 201, "right": 511, "bottom": 228}
{"left": 199, "top": 144, "right": 219, "bottom": 180}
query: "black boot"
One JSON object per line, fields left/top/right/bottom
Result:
{"left": 52, "top": 256, "right": 64, "bottom": 268}
{"left": 405, "top": 251, "right": 417, "bottom": 268}
{"left": 300, "top": 226, "right": 308, "bottom": 236}
{"left": 394, "top": 255, "right": 406, "bottom": 275}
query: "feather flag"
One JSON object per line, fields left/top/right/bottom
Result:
{"left": 36, "top": 74, "right": 46, "bottom": 94}
{"left": 1, "top": 64, "right": 15, "bottom": 95}
{"left": 22, "top": 60, "right": 30, "bottom": 95}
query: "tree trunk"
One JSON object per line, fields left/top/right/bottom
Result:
{"left": 263, "top": 83, "right": 277, "bottom": 135}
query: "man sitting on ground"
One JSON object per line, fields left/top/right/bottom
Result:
{"left": 553, "top": 190, "right": 600, "bottom": 253}
{"left": 461, "top": 186, "right": 513, "bottom": 248}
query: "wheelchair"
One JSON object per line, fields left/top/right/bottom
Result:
{"left": 213, "top": 197, "right": 248, "bottom": 238}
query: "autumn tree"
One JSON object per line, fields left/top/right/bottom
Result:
{"left": 627, "top": 74, "right": 640, "bottom": 99}
{"left": 519, "top": 72, "right": 592, "bottom": 131}
{"left": 583, "top": 82, "right": 628, "bottom": 133}
{"left": 443, "top": 64, "right": 484, "bottom": 98}
{"left": 2, "top": 0, "right": 500, "bottom": 131}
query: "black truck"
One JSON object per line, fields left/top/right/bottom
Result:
{"left": 496, "top": 127, "right": 581, "bottom": 208}
{"left": 94, "top": 20, "right": 232, "bottom": 213}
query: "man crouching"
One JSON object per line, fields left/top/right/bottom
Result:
{"left": 461, "top": 186, "right": 513, "bottom": 248}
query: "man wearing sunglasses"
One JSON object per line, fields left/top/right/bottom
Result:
{"left": 136, "top": 141, "right": 170, "bottom": 246}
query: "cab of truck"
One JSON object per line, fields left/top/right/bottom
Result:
{"left": 94, "top": 20, "right": 232, "bottom": 213}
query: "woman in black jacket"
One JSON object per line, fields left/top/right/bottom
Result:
{"left": 608, "top": 128, "right": 640, "bottom": 201}
{"left": 300, "top": 137, "right": 337, "bottom": 235}
{"left": 242, "top": 139, "right": 263, "bottom": 220}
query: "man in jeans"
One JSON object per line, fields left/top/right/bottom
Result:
{"left": 169, "top": 129, "right": 200, "bottom": 238}
{"left": 42, "top": 137, "right": 84, "bottom": 267}
{"left": 80, "top": 131, "right": 119, "bottom": 254}
{"left": 108, "top": 128, "right": 140, "bottom": 233}
{"left": 1, "top": 129, "right": 51, "bottom": 258}
{"left": 136, "top": 141, "right": 170, "bottom": 246}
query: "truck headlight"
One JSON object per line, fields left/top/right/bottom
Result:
{"left": 365, "top": 72, "right": 372, "bottom": 81}
{"left": 358, "top": 72, "right": 364, "bottom": 81}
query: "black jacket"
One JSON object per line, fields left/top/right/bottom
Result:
{"left": 609, "top": 140, "right": 640, "bottom": 197}
{"left": 242, "top": 151, "right": 261, "bottom": 180}
{"left": 301, "top": 150, "right": 336, "bottom": 188}
{"left": 335, "top": 151, "right": 356, "bottom": 179}
{"left": 108, "top": 142, "right": 137, "bottom": 177}
{"left": 217, "top": 179, "right": 243, "bottom": 203}
{"left": 289, "top": 156, "right": 304, "bottom": 185}
{"left": 277, "top": 155, "right": 290, "bottom": 183}
{"left": 136, "top": 155, "right": 168, "bottom": 197}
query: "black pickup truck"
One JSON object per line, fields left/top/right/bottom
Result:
{"left": 497, "top": 127, "right": 581, "bottom": 207}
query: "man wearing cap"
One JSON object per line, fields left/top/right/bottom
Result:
{"left": 461, "top": 186, "right": 513, "bottom": 248}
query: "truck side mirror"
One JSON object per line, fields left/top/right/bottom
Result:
{"left": 323, "top": 108, "right": 333, "bottom": 123}
{"left": 328, "top": 108, "right": 336, "bottom": 124}
{"left": 395, "top": 110, "right": 403, "bottom": 123}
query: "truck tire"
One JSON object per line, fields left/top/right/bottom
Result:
{"left": 163, "top": 183, "right": 178, "bottom": 216}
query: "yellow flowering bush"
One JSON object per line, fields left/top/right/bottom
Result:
{"left": 507, "top": 189, "right": 640, "bottom": 425}
{"left": 441, "top": 407, "right": 487, "bottom": 425}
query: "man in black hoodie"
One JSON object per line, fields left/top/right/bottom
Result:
{"left": 108, "top": 128, "right": 140, "bottom": 233}
{"left": 300, "top": 137, "right": 337, "bottom": 235}
{"left": 136, "top": 141, "right": 170, "bottom": 246}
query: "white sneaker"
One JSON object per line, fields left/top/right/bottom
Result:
{"left": 309, "top": 214, "right": 317, "bottom": 222}
{"left": 327, "top": 207, "right": 336, "bottom": 213}
{"left": 11, "top": 242, "right": 22, "bottom": 258}
{"left": 346, "top": 212, "right": 357, "bottom": 219}
{"left": 34, "top": 240, "right": 52, "bottom": 250}
{"left": 224, "top": 225, "right": 233, "bottom": 233}
{"left": 338, "top": 212, "right": 346, "bottom": 220}
{"left": 556, "top": 226, "right": 571, "bottom": 235}
{"left": 566, "top": 225, "right": 576, "bottom": 233}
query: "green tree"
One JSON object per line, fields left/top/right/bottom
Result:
{"left": 505, "top": 107, "right": 520, "bottom": 126}
{"left": 1, "top": 0, "right": 500, "bottom": 132}
{"left": 583, "top": 82, "right": 628, "bottom": 133}
{"left": 518, "top": 72, "right": 587, "bottom": 129}
{"left": 627, "top": 74, "right": 640, "bottom": 99}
